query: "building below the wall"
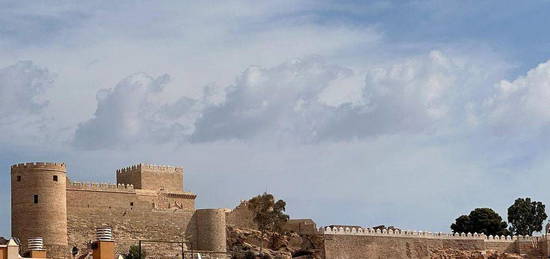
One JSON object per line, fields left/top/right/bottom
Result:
{"left": 0, "top": 238, "right": 38, "bottom": 259}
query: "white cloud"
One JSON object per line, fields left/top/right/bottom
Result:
{"left": 71, "top": 50, "right": 512, "bottom": 148}
{"left": 0, "top": 61, "right": 53, "bottom": 119}
{"left": 317, "top": 50, "right": 498, "bottom": 139}
{"left": 192, "top": 50, "right": 508, "bottom": 142}
{"left": 484, "top": 60, "right": 550, "bottom": 137}
{"left": 0, "top": 1, "right": 382, "bottom": 143}
{"left": 0, "top": 61, "right": 62, "bottom": 145}
{"left": 73, "top": 73, "right": 198, "bottom": 149}
{"left": 191, "top": 57, "right": 354, "bottom": 142}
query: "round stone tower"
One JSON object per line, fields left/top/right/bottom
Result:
{"left": 194, "top": 209, "right": 227, "bottom": 252}
{"left": 11, "top": 162, "right": 68, "bottom": 259}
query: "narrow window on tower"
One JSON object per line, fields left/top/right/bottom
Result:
{"left": 17, "top": 176, "right": 21, "bottom": 182}
{"left": 33, "top": 195, "right": 38, "bottom": 204}
{"left": 130, "top": 202, "right": 134, "bottom": 206}
{"left": 53, "top": 175, "right": 58, "bottom": 182}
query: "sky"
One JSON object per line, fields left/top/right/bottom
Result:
{"left": 2, "top": 0, "right": 550, "bottom": 236}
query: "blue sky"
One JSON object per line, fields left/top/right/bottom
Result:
{"left": 2, "top": 0, "right": 550, "bottom": 236}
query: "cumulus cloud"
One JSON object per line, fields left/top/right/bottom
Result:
{"left": 191, "top": 57, "right": 354, "bottom": 142}
{"left": 0, "top": 61, "right": 53, "bottom": 121}
{"left": 192, "top": 51, "right": 507, "bottom": 142}
{"left": 73, "top": 73, "right": 198, "bottom": 149}
{"left": 316, "top": 50, "right": 506, "bottom": 139}
{"left": 484, "top": 60, "right": 550, "bottom": 137}
{"left": 0, "top": 61, "right": 61, "bottom": 146}
{"left": 73, "top": 50, "right": 513, "bottom": 149}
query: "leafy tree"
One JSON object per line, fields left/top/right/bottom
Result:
{"left": 124, "top": 245, "right": 146, "bottom": 259}
{"left": 450, "top": 208, "right": 509, "bottom": 236}
{"left": 508, "top": 197, "right": 547, "bottom": 235}
{"left": 248, "top": 193, "right": 290, "bottom": 255}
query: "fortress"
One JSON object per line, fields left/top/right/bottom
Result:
{"left": 9, "top": 161, "right": 550, "bottom": 259}
{"left": 10, "top": 162, "right": 226, "bottom": 259}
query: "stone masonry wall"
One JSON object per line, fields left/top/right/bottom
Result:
{"left": 484, "top": 240, "right": 516, "bottom": 253}
{"left": 155, "top": 192, "right": 196, "bottom": 210}
{"left": 226, "top": 201, "right": 257, "bottom": 230}
{"left": 11, "top": 163, "right": 68, "bottom": 259}
{"left": 141, "top": 166, "right": 183, "bottom": 193}
{"left": 324, "top": 235, "right": 486, "bottom": 259}
{"left": 116, "top": 168, "right": 143, "bottom": 189}
{"left": 131, "top": 190, "right": 195, "bottom": 210}
{"left": 283, "top": 219, "right": 318, "bottom": 235}
{"left": 226, "top": 201, "right": 317, "bottom": 235}
{"left": 116, "top": 164, "right": 184, "bottom": 192}
{"left": 66, "top": 188, "right": 195, "bottom": 258}
{"left": 191, "top": 209, "right": 227, "bottom": 252}
{"left": 322, "top": 226, "right": 545, "bottom": 259}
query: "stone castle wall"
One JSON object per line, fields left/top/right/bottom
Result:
{"left": 226, "top": 201, "right": 257, "bottom": 230}
{"left": 283, "top": 219, "right": 318, "bottom": 235}
{"left": 11, "top": 163, "right": 68, "bottom": 259}
{"left": 67, "top": 181, "right": 135, "bottom": 192}
{"left": 156, "top": 192, "right": 196, "bottom": 210}
{"left": 66, "top": 181, "right": 196, "bottom": 210}
{"left": 66, "top": 187, "right": 196, "bottom": 258}
{"left": 321, "top": 226, "right": 546, "bottom": 259}
{"left": 116, "top": 164, "right": 184, "bottom": 192}
{"left": 9, "top": 161, "right": 231, "bottom": 259}
{"left": 226, "top": 201, "right": 317, "bottom": 235}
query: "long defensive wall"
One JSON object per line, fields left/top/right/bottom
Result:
{"left": 321, "top": 226, "right": 550, "bottom": 258}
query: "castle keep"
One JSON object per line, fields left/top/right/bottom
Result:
{"left": 10, "top": 162, "right": 226, "bottom": 259}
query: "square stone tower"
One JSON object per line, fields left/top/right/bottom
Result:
{"left": 116, "top": 163, "right": 184, "bottom": 192}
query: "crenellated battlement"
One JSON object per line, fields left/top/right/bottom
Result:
{"left": 320, "top": 226, "right": 541, "bottom": 242}
{"left": 67, "top": 181, "right": 134, "bottom": 192}
{"left": 116, "top": 163, "right": 183, "bottom": 174}
{"left": 11, "top": 162, "right": 66, "bottom": 171}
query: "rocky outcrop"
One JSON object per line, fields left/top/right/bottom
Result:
{"left": 227, "top": 226, "right": 323, "bottom": 259}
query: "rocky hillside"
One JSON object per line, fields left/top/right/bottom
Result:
{"left": 227, "top": 226, "right": 324, "bottom": 259}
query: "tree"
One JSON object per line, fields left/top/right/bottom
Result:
{"left": 508, "top": 197, "right": 547, "bottom": 235}
{"left": 124, "top": 245, "right": 146, "bottom": 259}
{"left": 248, "top": 193, "right": 290, "bottom": 255}
{"left": 450, "top": 208, "right": 509, "bottom": 236}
